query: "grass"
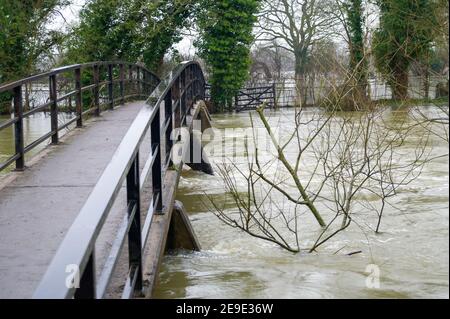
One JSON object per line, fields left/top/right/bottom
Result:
{"left": 375, "top": 96, "right": 449, "bottom": 108}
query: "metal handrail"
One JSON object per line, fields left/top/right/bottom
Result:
{"left": 0, "top": 61, "right": 160, "bottom": 172}
{"left": 33, "top": 61, "right": 206, "bottom": 299}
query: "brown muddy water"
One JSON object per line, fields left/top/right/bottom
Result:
{"left": 0, "top": 113, "right": 77, "bottom": 173}
{"left": 0, "top": 106, "right": 448, "bottom": 299}
{"left": 154, "top": 106, "right": 449, "bottom": 299}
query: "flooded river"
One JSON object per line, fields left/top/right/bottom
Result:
{"left": 0, "top": 106, "right": 448, "bottom": 299}
{"left": 155, "top": 106, "right": 449, "bottom": 299}
{"left": 0, "top": 113, "right": 76, "bottom": 173}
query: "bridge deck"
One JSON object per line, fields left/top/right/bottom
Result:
{"left": 0, "top": 101, "right": 150, "bottom": 298}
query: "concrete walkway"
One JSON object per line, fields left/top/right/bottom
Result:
{"left": 0, "top": 101, "right": 148, "bottom": 298}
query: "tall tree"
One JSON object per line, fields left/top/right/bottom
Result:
{"left": 141, "top": 0, "right": 196, "bottom": 74}
{"left": 197, "top": 0, "right": 260, "bottom": 111}
{"left": 64, "top": 0, "right": 142, "bottom": 64}
{"left": 372, "top": 0, "right": 437, "bottom": 100}
{"left": 65, "top": 0, "right": 196, "bottom": 75}
{"left": 0, "top": 0, "right": 68, "bottom": 114}
{"left": 257, "top": 0, "right": 336, "bottom": 106}
{"left": 345, "top": 0, "right": 367, "bottom": 101}
{"left": 0, "top": 0, "right": 68, "bottom": 83}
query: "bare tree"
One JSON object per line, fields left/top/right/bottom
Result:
{"left": 256, "top": 0, "right": 338, "bottom": 106}
{"left": 206, "top": 79, "right": 436, "bottom": 253}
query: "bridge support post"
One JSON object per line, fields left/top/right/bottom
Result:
{"left": 13, "top": 86, "right": 25, "bottom": 170}
{"left": 166, "top": 201, "right": 201, "bottom": 251}
{"left": 185, "top": 103, "right": 214, "bottom": 175}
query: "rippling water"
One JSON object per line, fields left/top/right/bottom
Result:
{"left": 1, "top": 106, "right": 448, "bottom": 299}
{"left": 154, "top": 106, "right": 449, "bottom": 299}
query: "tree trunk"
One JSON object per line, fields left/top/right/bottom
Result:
{"left": 391, "top": 69, "right": 409, "bottom": 100}
{"left": 294, "top": 52, "right": 307, "bottom": 107}
{"left": 423, "top": 65, "right": 430, "bottom": 99}
{"left": 295, "top": 73, "right": 306, "bottom": 107}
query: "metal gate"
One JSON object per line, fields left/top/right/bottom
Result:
{"left": 205, "top": 84, "right": 276, "bottom": 112}
{"left": 235, "top": 84, "right": 276, "bottom": 112}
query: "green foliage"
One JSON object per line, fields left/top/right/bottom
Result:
{"left": 141, "top": 0, "right": 196, "bottom": 73}
{"left": 0, "top": 0, "right": 67, "bottom": 114}
{"left": 196, "top": 0, "right": 260, "bottom": 111}
{"left": 344, "top": 0, "right": 367, "bottom": 86}
{"left": 372, "top": 0, "right": 437, "bottom": 99}
{"left": 65, "top": 0, "right": 196, "bottom": 75}
{"left": 0, "top": 0, "right": 68, "bottom": 83}
{"left": 64, "top": 0, "right": 141, "bottom": 64}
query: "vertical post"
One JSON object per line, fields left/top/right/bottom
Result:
{"left": 126, "top": 154, "right": 143, "bottom": 295}
{"left": 49, "top": 74, "right": 59, "bottom": 144}
{"left": 181, "top": 70, "right": 187, "bottom": 125}
{"left": 151, "top": 109, "right": 163, "bottom": 213}
{"left": 188, "top": 67, "right": 193, "bottom": 112}
{"left": 13, "top": 86, "right": 24, "bottom": 170}
{"left": 119, "top": 64, "right": 125, "bottom": 105}
{"left": 93, "top": 65, "right": 100, "bottom": 116}
{"left": 108, "top": 64, "right": 114, "bottom": 109}
{"left": 137, "top": 68, "right": 141, "bottom": 98}
{"left": 165, "top": 90, "right": 173, "bottom": 165}
{"left": 75, "top": 68, "right": 83, "bottom": 127}
{"left": 74, "top": 250, "right": 96, "bottom": 299}
{"left": 128, "top": 65, "right": 133, "bottom": 98}
{"left": 272, "top": 82, "right": 277, "bottom": 109}
{"left": 143, "top": 70, "right": 148, "bottom": 96}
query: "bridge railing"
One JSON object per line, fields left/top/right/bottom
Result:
{"left": 33, "top": 61, "right": 206, "bottom": 299}
{"left": 0, "top": 62, "right": 160, "bottom": 172}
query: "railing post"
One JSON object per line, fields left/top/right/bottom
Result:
{"left": 13, "top": 86, "right": 25, "bottom": 170}
{"left": 151, "top": 109, "right": 163, "bottom": 213}
{"left": 128, "top": 65, "right": 133, "bottom": 98}
{"left": 126, "top": 154, "right": 143, "bottom": 295}
{"left": 143, "top": 70, "right": 148, "bottom": 96}
{"left": 93, "top": 65, "right": 100, "bottom": 116}
{"left": 49, "top": 74, "right": 59, "bottom": 144}
{"left": 165, "top": 90, "right": 173, "bottom": 165}
{"left": 74, "top": 250, "right": 96, "bottom": 299}
{"left": 272, "top": 82, "right": 277, "bottom": 109}
{"left": 75, "top": 68, "right": 83, "bottom": 127}
{"left": 137, "top": 67, "right": 141, "bottom": 97}
{"left": 108, "top": 64, "right": 114, "bottom": 109}
{"left": 181, "top": 71, "right": 187, "bottom": 125}
{"left": 119, "top": 64, "right": 125, "bottom": 105}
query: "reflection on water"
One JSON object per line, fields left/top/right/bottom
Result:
{"left": 154, "top": 105, "right": 449, "bottom": 299}
{"left": 0, "top": 112, "right": 77, "bottom": 173}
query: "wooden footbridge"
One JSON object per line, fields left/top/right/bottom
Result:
{"left": 0, "top": 61, "right": 212, "bottom": 299}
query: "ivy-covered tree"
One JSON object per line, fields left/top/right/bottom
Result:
{"left": 345, "top": 0, "right": 367, "bottom": 101}
{"left": 372, "top": 0, "right": 437, "bottom": 100}
{"left": 197, "top": 0, "right": 260, "bottom": 111}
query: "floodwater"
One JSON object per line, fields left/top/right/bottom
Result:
{"left": 0, "top": 106, "right": 448, "bottom": 299}
{"left": 0, "top": 113, "right": 76, "bottom": 173}
{"left": 154, "top": 106, "right": 449, "bottom": 299}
